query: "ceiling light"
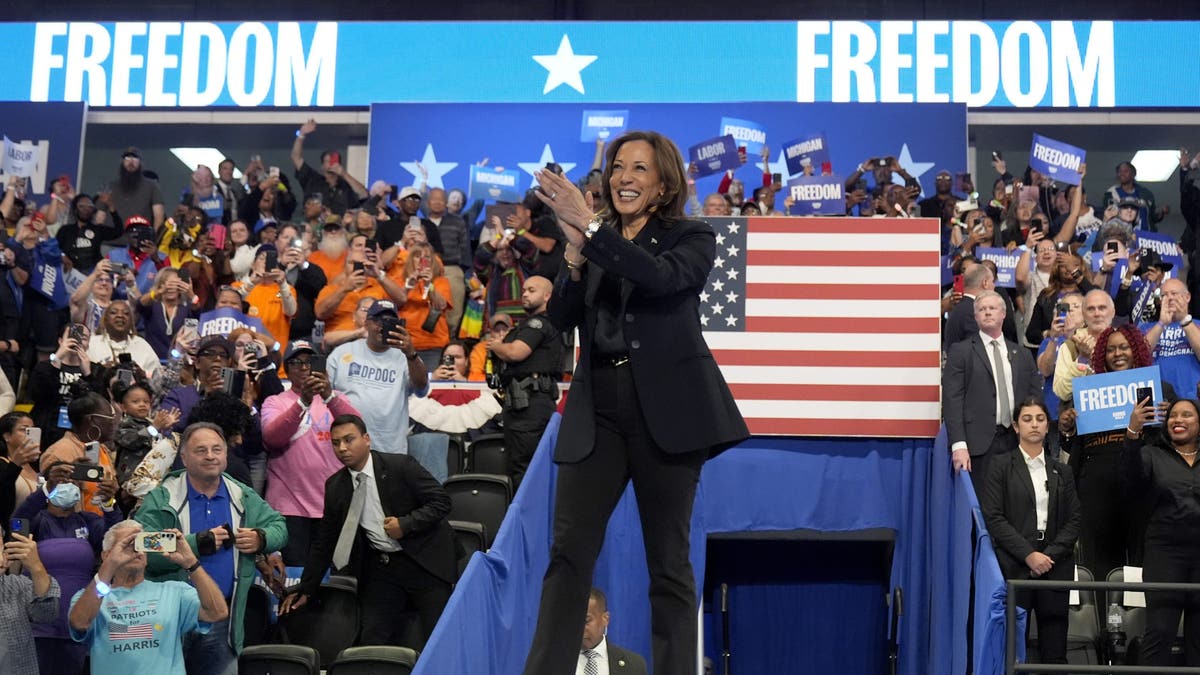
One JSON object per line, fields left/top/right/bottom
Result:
{"left": 169, "top": 147, "right": 243, "bottom": 179}
{"left": 1130, "top": 150, "right": 1180, "bottom": 183}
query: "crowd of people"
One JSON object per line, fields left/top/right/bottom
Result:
{"left": 942, "top": 149, "right": 1200, "bottom": 666}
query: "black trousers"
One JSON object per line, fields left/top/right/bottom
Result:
{"left": 502, "top": 390, "right": 558, "bottom": 493}
{"left": 522, "top": 364, "right": 706, "bottom": 675}
{"left": 280, "top": 515, "right": 320, "bottom": 567}
{"left": 969, "top": 425, "right": 1018, "bottom": 494}
{"left": 1075, "top": 451, "right": 1136, "bottom": 578}
{"left": 1018, "top": 546, "right": 1070, "bottom": 669}
{"left": 358, "top": 549, "right": 453, "bottom": 651}
{"left": 1141, "top": 541, "right": 1200, "bottom": 667}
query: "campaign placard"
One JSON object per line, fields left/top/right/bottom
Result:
{"left": 1135, "top": 230, "right": 1184, "bottom": 275}
{"left": 2, "top": 136, "right": 38, "bottom": 177}
{"left": 198, "top": 307, "right": 267, "bottom": 338}
{"left": 1072, "top": 365, "right": 1162, "bottom": 435}
{"left": 783, "top": 133, "right": 831, "bottom": 176}
{"left": 975, "top": 247, "right": 1021, "bottom": 288}
{"left": 468, "top": 165, "right": 521, "bottom": 203}
{"left": 688, "top": 135, "right": 741, "bottom": 177}
{"left": 785, "top": 175, "right": 844, "bottom": 215}
{"left": 1029, "top": 133, "right": 1086, "bottom": 186}
{"left": 941, "top": 255, "right": 955, "bottom": 286}
{"left": 719, "top": 117, "right": 767, "bottom": 155}
{"left": 580, "top": 109, "right": 628, "bottom": 142}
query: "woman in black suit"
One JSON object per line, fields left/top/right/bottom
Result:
{"left": 982, "top": 397, "right": 1081, "bottom": 667}
{"left": 522, "top": 131, "right": 748, "bottom": 675}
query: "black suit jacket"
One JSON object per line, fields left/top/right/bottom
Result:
{"left": 981, "top": 449, "right": 1081, "bottom": 582}
{"left": 942, "top": 334, "right": 1042, "bottom": 456}
{"left": 607, "top": 642, "right": 648, "bottom": 674}
{"left": 299, "top": 451, "right": 457, "bottom": 595}
{"left": 943, "top": 294, "right": 1020, "bottom": 350}
{"left": 549, "top": 215, "right": 749, "bottom": 462}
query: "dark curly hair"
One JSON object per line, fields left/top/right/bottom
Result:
{"left": 187, "top": 391, "right": 253, "bottom": 442}
{"left": 1090, "top": 323, "right": 1153, "bottom": 374}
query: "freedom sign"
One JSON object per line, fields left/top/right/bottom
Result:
{"left": 785, "top": 175, "right": 844, "bottom": 215}
{"left": 719, "top": 117, "right": 766, "bottom": 155}
{"left": 1136, "top": 230, "right": 1184, "bottom": 275}
{"left": 1029, "top": 133, "right": 1085, "bottom": 186}
{"left": 198, "top": 307, "right": 268, "bottom": 339}
{"left": 580, "top": 109, "right": 628, "bottom": 142}
{"left": 468, "top": 166, "right": 522, "bottom": 203}
{"left": 975, "top": 247, "right": 1021, "bottom": 288}
{"left": 783, "top": 133, "right": 831, "bottom": 176}
{"left": 688, "top": 135, "right": 741, "bottom": 177}
{"left": 1072, "top": 365, "right": 1162, "bottom": 435}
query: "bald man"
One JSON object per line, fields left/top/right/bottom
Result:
{"left": 1052, "top": 289, "right": 1116, "bottom": 402}
{"left": 1141, "top": 278, "right": 1200, "bottom": 398}
{"left": 488, "top": 276, "right": 564, "bottom": 490}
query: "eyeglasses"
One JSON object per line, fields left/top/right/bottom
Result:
{"left": 402, "top": 195, "right": 421, "bottom": 202}
{"left": 285, "top": 359, "right": 313, "bottom": 369}
{"left": 196, "top": 349, "right": 229, "bottom": 360}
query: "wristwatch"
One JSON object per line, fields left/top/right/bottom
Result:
{"left": 94, "top": 575, "right": 112, "bottom": 598}
{"left": 584, "top": 216, "right": 603, "bottom": 241}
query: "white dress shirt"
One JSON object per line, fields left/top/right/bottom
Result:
{"left": 347, "top": 459, "right": 401, "bottom": 553}
{"left": 981, "top": 331, "right": 1016, "bottom": 427}
{"left": 1019, "top": 446, "right": 1050, "bottom": 531}
{"left": 576, "top": 636, "right": 609, "bottom": 675}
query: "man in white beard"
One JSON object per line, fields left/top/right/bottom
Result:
{"left": 309, "top": 218, "right": 349, "bottom": 283}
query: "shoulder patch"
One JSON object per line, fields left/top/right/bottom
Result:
{"left": 527, "top": 317, "right": 544, "bottom": 330}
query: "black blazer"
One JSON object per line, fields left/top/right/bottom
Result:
{"left": 300, "top": 451, "right": 457, "bottom": 595}
{"left": 981, "top": 449, "right": 1081, "bottom": 582}
{"left": 549, "top": 215, "right": 749, "bottom": 462}
{"left": 607, "top": 642, "right": 648, "bottom": 674}
{"left": 942, "top": 333, "right": 1043, "bottom": 457}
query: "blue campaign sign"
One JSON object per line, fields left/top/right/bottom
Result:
{"left": 195, "top": 189, "right": 225, "bottom": 222}
{"left": 719, "top": 117, "right": 766, "bottom": 155}
{"left": 785, "top": 175, "right": 844, "bottom": 215}
{"left": 367, "top": 102, "right": 966, "bottom": 206}
{"left": 468, "top": 166, "right": 522, "bottom": 203}
{"left": 1029, "top": 133, "right": 1086, "bottom": 186}
{"left": 0, "top": 21, "right": 1195, "bottom": 109}
{"left": 580, "top": 109, "right": 629, "bottom": 142}
{"left": 783, "top": 133, "right": 831, "bottom": 176}
{"left": 941, "top": 255, "right": 955, "bottom": 286}
{"left": 1135, "top": 231, "right": 1185, "bottom": 274}
{"left": 0, "top": 101, "right": 86, "bottom": 199}
{"left": 975, "top": 247, "right": 1021, "bottom": 289}
{"left": 689, "top": 135, "right": 740, "bottom": 177}
{"left": 1073, "top": 365, "right": 1162, "bottom": 435}
{"left": 198, "top": 307, "right": 267, "bottom": 338}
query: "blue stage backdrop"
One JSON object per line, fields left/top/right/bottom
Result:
{"left": 0, "top": 101, "right": 86, "bottom": 199}
{"left": 368, "top": 102, "right": 966, "bottom": 204}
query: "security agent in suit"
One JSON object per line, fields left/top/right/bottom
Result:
{"left": 522, "top": 133, "right": 748, "bottom": 675}
{"left": 280, "top": 413, "right": 457, "bottom": 649}
{"left": 577, "top": 588, "right": 648, "bottom": 675}
{"left": 488, "top": 275, "right": 564, "bottom": 491}
{"left": 980, "top": 397, "right": 1081, "bottom": 666}
{"left": 943, "top": 290, "right": 1044, "bottom": 491}
{"left": 943, "top": 262, "right": 1020, "bottom": 350}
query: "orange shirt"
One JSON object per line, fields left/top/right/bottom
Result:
{"left": 308, "top": 249, "right": 347, "bottom": 284}
{"left": 39, "top": 432, "right": 117, "bottom": 516}
{"left": 400, "top": 277, "right": 453, "bottom": 351}
{"left": 315, "top": 278, "right": 387, "bottom": 332}
{"left": 468, "top": 341, "right": 488, "bottom": 381}
{"left": 236, "top": 281, "right": 292, "bottom": 353}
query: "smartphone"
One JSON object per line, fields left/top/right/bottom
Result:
{"left": 110, "top": 262, "right": 129, "bottom": 277}
{"left": 364, "top": 238, "right": 377, "bottom": 252}
{"left": 1004, "top": 184, "right": 1014, "bottom": 195}
{"left": 291, "top": 238, "right": 304, "bottom": 250}
{"left": 992, "top": 151, "right": 1003, "bottom": 161}
{"left": 84, "top": 441, "right": 100, "bottom": 464}
{"left": 117, "top": 369, "right": 135, "bottom": 386}
{"left": 952, "top": 274, "right": 965, "bottom": 295}
{"left": 264, "top": 250, "right": 279, "bottom": 271}
{"left": 183, "top": 318, "right": 199, "bottom": 333}
{"left": 441, "top": 353, "right": 456, "bottom": 368}
{"left": 353, "top": 261, "right": 366, "bottom": 274}
{"left": 1019, "top": 186, "right": 1038, "bottom": 203}
{"left": 1135, "top": 386, "right": 1154, "bottom": 406}
{"left": 389, "top": 184, "right": 399, "bottom": 201}
{"left": 9, "top": 517, "right": 27, "bottom": 537}
{"left": 68, "top": 323, "right": 86, "bottom": 343}
{"left": 220, "top": 367, "right": 245, "bottom": 398}
{"left": 955, "top": 172, "right": 972, "bottom": 194}
{"left": 70, "top": 463, "right": 105, "bottom": 482}
{"left": 177, "top": 267, "right": 191, "bottom": 283}
{"left": 269, "top": 166, "right": 280, "bottom": 178}
{"left": 309, "top": 354, "right": 327, "bottom": 374}
{"left": 380, "top": 316, "right": 400, "bottom": 345}
{"left": 1106, "top": 241, "right": 1120, "bottom": 255}
{"left": 25, "top": 427, "right": 41, "bottom": 448}
{"left": 134, "top": 531, "right": 178, "bottom": 553}
{"left": 329, "top": 151, "right": 341, "bottom": 166}
{"left": 771, "top": 173, "right": 782, "bottom": 186}
{"left": 1055, "top": 241, "right": 1069, "bottom": 252}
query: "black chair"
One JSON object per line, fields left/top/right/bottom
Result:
{"left": 242, "top": 584, "right": 272, "bottom": 647}
{"left": 328, "top": 645, "right": 420, "bottom": 674}
{"left": 280, "top": 575, "right": 359, "bottom": 668}
{"left": 449, "top": 519, "right": 488, "bottom": 576}
{"left": 239, "top": 644, "right": 320, "bottom": 675}
{"left": 444, "top": 473, "right": 512, "bottom": 549}
{"left": 446, "top": 433, "right": 466, "bottom": 476}
{"left": 467, "top": 433, "right": 508, "bottom": 475}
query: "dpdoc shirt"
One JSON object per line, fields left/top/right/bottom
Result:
{"left": 69, "top": 579, "right": 207, "bottom": 675}
{"left": 327, "top": 339, "right": 429, "bottom": 454}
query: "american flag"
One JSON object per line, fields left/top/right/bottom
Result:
{"left": 109, "top": 620, "right": 155, "bottom": 640}
{"left": 697, "top": 216, "right": 943, "bottom": 438}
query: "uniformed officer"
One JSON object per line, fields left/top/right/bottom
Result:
{"left": 488, "top": 275, "right": 564, "bottom": 490}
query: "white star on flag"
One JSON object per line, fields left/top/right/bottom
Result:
{"left": 715, "top": 233, "right": 726, "bottom": 245}
{"left": 712, "top": 279, "right": 725, "bottom": 292}
{"left": 532, "top": 35, "right": 597, "bottom": 95}
{"left": 699, "top": 315, "right": 709, "bottom": 326}
{"left": 726, "top": 244, "right": 740, "bottom": 257}
{"left": 725, "top": 291, "right": 739, "bottom": 303}
{"left": 727, "top": 222, "right": 740, "bottom": 234}
{"left": 699, "top": 290, "right": 710, "bottom": 303}
{"left": 519, "top": 144, "right": 578, "bottom": 186}
{"left": 713, "top": 256, "right": 725, "bottom": 268}
{"left": 725, "top": 315, "right": 738, "bottom": 327}
{"left": 711, "top": 302, "right": 724, "bottom": 315}
{"left": 726, "top": 268, "right": 739, "bottom": 280}
{"left": 400, "top": 144, "right": 458, "bottom": 190}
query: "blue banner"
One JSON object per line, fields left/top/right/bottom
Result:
{"left": 688, "top": 135, "right": 741, "bottom": 177}
{"left": 194, "top": 189, "right": 225, "bottom": 222}
{"left": 468, "top": 166, "right": 522, "bottom": 203}
{"left": 783, "top": 133, "right": 832, "bottom": 177}
{"left": 1073, "top": 365, "right": 1162, "bottom": 435}
{"left": 0, "top": 101, "right": 86, "bottom": 199}
{"left": 975, "top": 247, "right": 1021, "bottom": 289}
{"left": 785, "top": 175, "right": 845, "bottom": 215}
{"left": 719, "top": 117, "right": 767, "bottom": 155}
{"left": 198, "top": 307, "right": 267, "bottom": 338}
{"left": 1135, "top": 230, "right": 1184, "bottom": 276}
{"left": 1029, "top": 133, "right": 1086, "bottom": 186}
{"left": 580, "top": 109, "right": 629, "bottom": 142}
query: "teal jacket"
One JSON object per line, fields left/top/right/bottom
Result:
{"left": 134, "top": 470, "right": 287, "bottom": 653}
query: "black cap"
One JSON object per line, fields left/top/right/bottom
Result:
{"left": 122, "top": 146, "right": 141, "bottom": 159}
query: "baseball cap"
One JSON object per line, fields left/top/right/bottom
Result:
{"left": 124, "top": 215, "right": 151, "bottom": 229}
{"left": 284, "top": 340, "right": 317, "bottom": 361}
{"left": 398, "top": 186, "right": 421, "bottom": 201}
{"left": 195, "top": 335, "right": 234, "bottom": 358}
{"left": 366, "top": 299, "right": 399, "bottom": 319}
{"left": 122, "top": 146, "right": 141, "bottom": 159}
{"left": 322, "top": 215, "right": 343, "bottom": 229}
{"left": 254, "top": 218, "right": 278, "bottom": 235}
{"left": 490, "top": 313, "right": 514, "bottom": 328}
{"left": 1117, "top": 196, "right": 1140, "bottom": 208}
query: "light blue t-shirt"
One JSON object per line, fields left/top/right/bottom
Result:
{"left": 327, "top": 339, "right": 429, "bottom": 454}
{"left": 69, "top": 579, "right": 207, "bottom": 675}
{"left": 1140, "top": 320, "right": 1200, "bottom": 400}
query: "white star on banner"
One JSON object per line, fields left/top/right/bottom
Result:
{"left": 519, "top": 144, "right": 577, "bottom": 187}
{"left": 894, "top": 143, "right": 935, "bottom": 188}
{"left": 400, "top": 144, "right": 458, "bottom": 190}
{"left": 532, "top": 35, "right": 597, "bottom": 95}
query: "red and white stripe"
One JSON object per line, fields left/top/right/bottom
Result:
{"left": 704, "top": 217, "right": 943, "bottom": 438}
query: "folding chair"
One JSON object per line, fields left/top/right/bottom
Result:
{"left": 280, "top": 575, "right": 360, "bottom": 668}
{"left": 444, "top": 473, "right": 512, "bottom": 549}
{"left": 328, "top": 645, "right": 420, "bottom": 675}
{"left": 467, "top": 432, "right": 508, "bottom": 475}
{"left": 239, "top": 644, "right": 320, "bottom": 675}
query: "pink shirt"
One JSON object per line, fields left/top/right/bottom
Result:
{"left": 261, "top": 389, "right": 360, "bottom": 518}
